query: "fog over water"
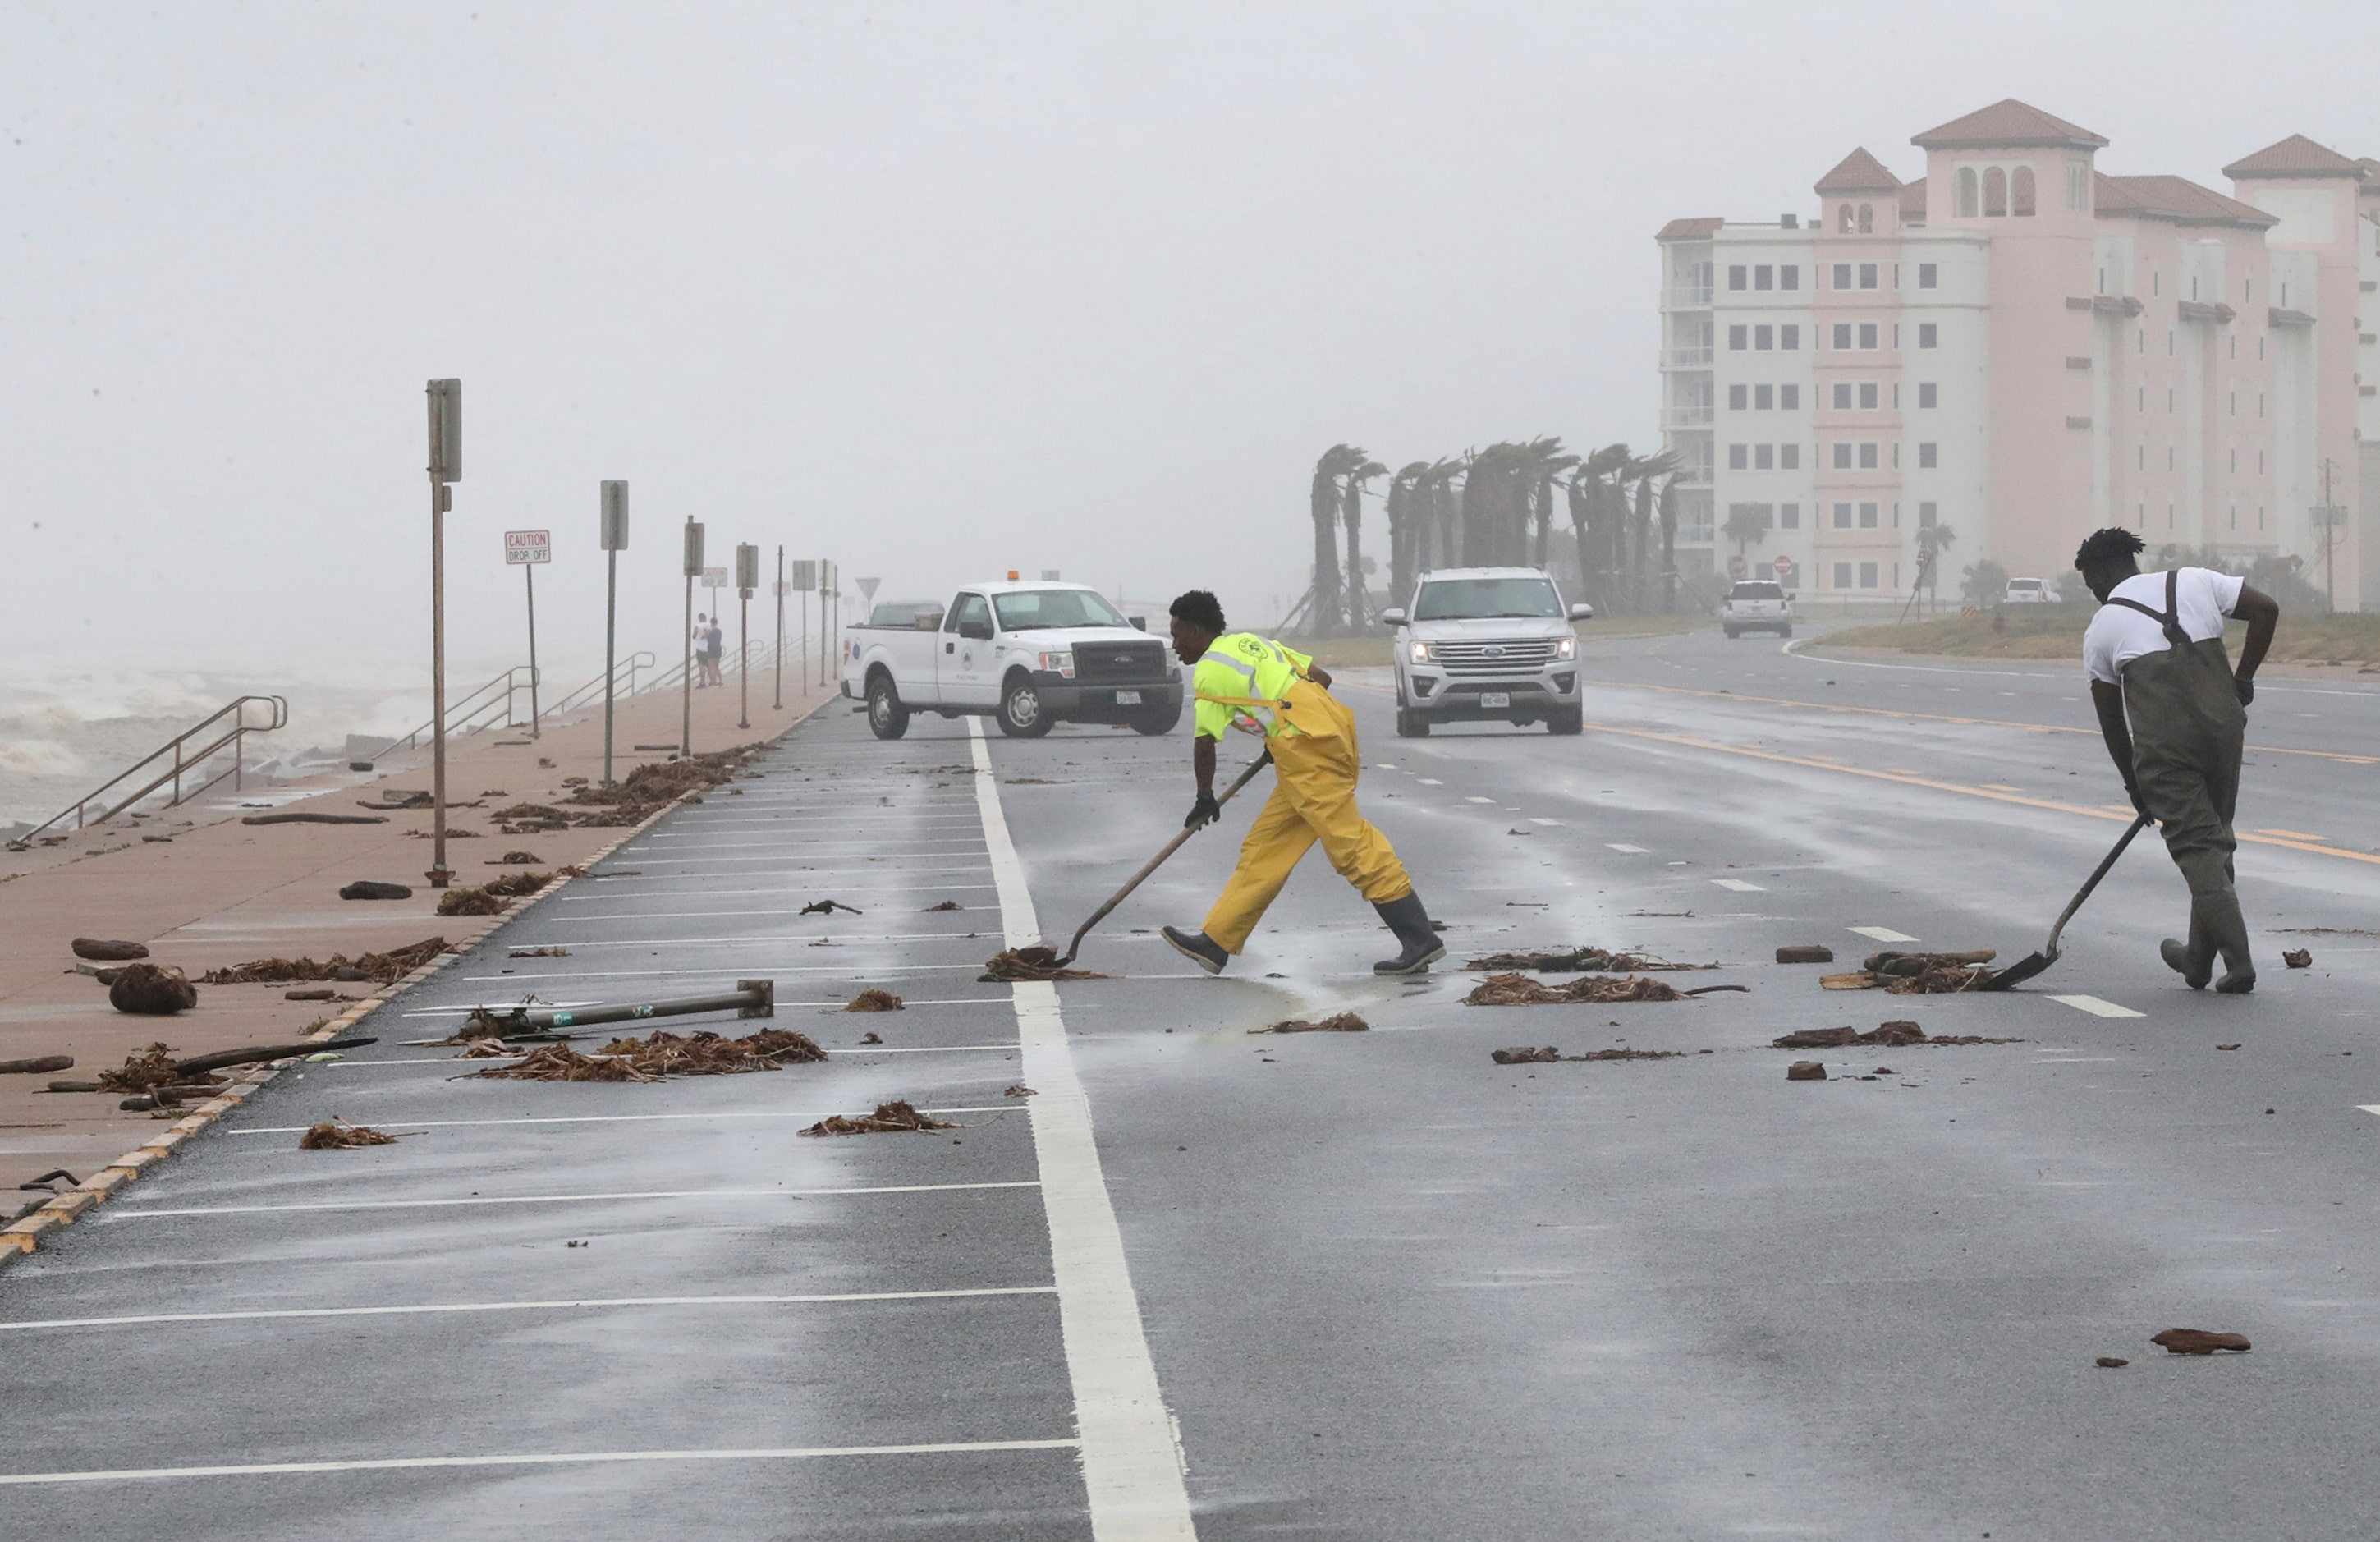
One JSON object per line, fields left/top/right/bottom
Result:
{"left": 2, "top": 1, "right": 2372, "bottom": 799}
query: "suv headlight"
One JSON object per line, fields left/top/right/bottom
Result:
{"left": 1554, "top": 636, "right": 1576, "bottom": 660}
{"left": 1407, "top": 640, "right": 1433, "bottom": 664}
{"left": 1038, "top": 650, "right": 1075, "bottom": 678}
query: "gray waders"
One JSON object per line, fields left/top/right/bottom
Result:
{"left": 2109, "top": 570, "right": 2254, "bottom": 993}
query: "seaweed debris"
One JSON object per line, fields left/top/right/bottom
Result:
{"left": 799, "top": 1099, "right": 956, "bottom": 1136}
{"left": 845, "top": 989, "right": 905, "bottom": 1012}
{"left": 1464, "top": 947, "right": 1711, "bottom": 972}
{"left": 299, "top": 1120, "right": 404, "bottom": 1149}
{"left": 1252, "top": 1012, "right": 1370, "bottom": 1034}
{"left": 979, "top": 946, "right": 1109, "bottom": 982}
{"left": 204, "top": 937, "right": 453, "bottom": 986}
{"left": 1464, "top": 973, "right": 1747, "bottom": 1006}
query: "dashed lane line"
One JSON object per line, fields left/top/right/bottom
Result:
{"left": 1607, "top": 843, "right": 1649, "bottom": 854}
{"left": 108, "top": 1181, "right": 1042, "bottom": 1219}
{"left": 1580, "top": 719, "right": 2380, "bottom": 868}
{"left": 0, "top": 1286, "right": 1059, "bottom": 1333}
{"left": 969, "top": 718, "right": 1199, "bottom": 1539}
{"left": 1712, "top": 879, "right": 1765, "bottom": 892}
{"left": 0, "top": 1439, "right": 1084, "bottom": 1487}
{"left": 1847, "top": 926, "right": 1919, "bottom": 943}
{"left": 2048, "top": 994, "right": 2146, "bottom": 1019}
{"left": 1529, "top": 818, "right": 1562, "bottom": 826}
{"left": 1465, "top": 796, "right": 1497, "bottom": 805}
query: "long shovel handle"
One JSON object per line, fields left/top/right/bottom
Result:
{"left": 2041, "top": 815, "right": 2153, "bottom": 959}
{"left": 1055, "top": 750, "right": 1273, "bottom": 966}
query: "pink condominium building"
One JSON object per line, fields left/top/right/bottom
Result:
{"left": 1658, "top": 99, "right": 2379, "bottom": 608}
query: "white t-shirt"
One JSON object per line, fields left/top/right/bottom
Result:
{"left": 2082, "top": 567, "right": 2245, "bottom": 685}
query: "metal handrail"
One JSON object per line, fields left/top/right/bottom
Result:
{"left": 369, "top": 667, "right": 539, "bottom": 759}
{"left": 18, "top": 695, "right": 289, "bottom": 842}
{"left": 641, "top": 639, "right": 805, "bottom": 696}
{"left": 552, "top": 652, "right": 657, "bottom": 717}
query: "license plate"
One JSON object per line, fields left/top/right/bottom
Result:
{"left": 1115, "top": 690, "right": 1141, "bottom": 705}
{"left": 1479, "top": 691, "right": 1511, "bottom": 709}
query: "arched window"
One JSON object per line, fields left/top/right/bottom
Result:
{"left": 2011, "top": 166, "right": 2036, "bottom": 217}
{"left": 1983, "top": 167, "right": 2008, "bottom": 218}
{"left": 1837, "top": 203, "right": 1855, "bottom": 234}
{"left": 1857, "top": 203, "right": 1873, "bottom": 234}
{"left": 1956, "top": 167, "right": 1979, "bottom": 218}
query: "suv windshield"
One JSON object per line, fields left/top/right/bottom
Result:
{"left": 1728, "top": 582, "right": 1784, "bottom": 601}
{"left": 1413, "top": 577, "right": 1562, "bottom": 621}
{"left": 991, "top": 589, "right": 1130, "bottom": 631}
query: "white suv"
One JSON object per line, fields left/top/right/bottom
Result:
{"left": 1722, "top": 580, "right": 1793, "bottom": 639}
{"left": 2002, "top": 577, "right": 2061, "bottom": 604}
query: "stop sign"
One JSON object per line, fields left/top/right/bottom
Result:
{"left": 1728, "top": 553, "right": 1747, "bottom": 578}
{"left": 1773, "top": 556, "right": 1792, "bottom": 579}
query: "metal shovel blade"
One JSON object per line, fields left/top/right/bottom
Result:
{"left": 1974, "top": 815, "right": 2152, "bottom": 993}
{"left": 1975, "top": 949, "right": 2052, "bottom": 992}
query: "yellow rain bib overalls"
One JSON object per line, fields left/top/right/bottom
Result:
{"left": 1192, "top": 632, "right": 1414, "bottom": 952}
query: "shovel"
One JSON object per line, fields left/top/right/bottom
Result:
{"left": 1978, "top": 814, "right": 2153, "bottom": 991}
{"left": 1048, "top": 749, "right": 1273, "bottom": 967}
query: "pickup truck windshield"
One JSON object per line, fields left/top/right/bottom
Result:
{"left": 1413, "top": 577, "right": 1561, "bottom": 621}
{"left": 992, "top": 589, "right": 1130, "bottom": 631}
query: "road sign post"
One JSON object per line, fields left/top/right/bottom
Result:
{"left": 736, "top": 543, "right": 759, "bottom": 731}
{"left": 819, "top": 560, "right": 834, "bottom": 691}
{"left": 504, "top": 529, "right": 552, "bottom": 738}
{"left": 787, "top": 560, "right": 817, "bottom": 690}
{"left": 682, "top": 519, "right": 704, "bottom": 760}
{"left": 773, "top": 547, "right": 786, "bottom": 712}
{"left": 424, "top": 379, "right": 461, "bottom": 889}
{"left": 599, "top": 482, "right": 629, "bottom": 786}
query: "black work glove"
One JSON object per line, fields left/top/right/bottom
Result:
{"left": 2124, "top": 781, "right": 2152, "bottom": 821}
{"left": 1185, "top": 792, "right": 1222, "bottom": 831}
{"left": 2234, "top": 674, "right": 2254, "bottom": 709}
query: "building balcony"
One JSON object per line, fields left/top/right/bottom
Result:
{"left": 1665, "top": 346, "right": 1715, "bottom": 368}
{"left": 1662, "top": 286, "right": 1715, "bottom": 309}
{"left": 1662, "top": 406, "right": 1716, "bottom": 429}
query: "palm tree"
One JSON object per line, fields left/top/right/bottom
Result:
{"left": 1419, "top": 457, "right": 1464, "bottom": 573}
{"left": 1461, "top": 443, "right": 1520, "bottom": 567}
{"left": 1655, "top": 469, "right": 1684, "bottom": 611}
{"left": 1721, "top": 501, "right": 1773, "bottom": 560}
{"left": 1567, "top": 443, "right": 1630, "bottom": 610}
{"left": 1623, "top": 450, "right": 1679, "bottom": 584}
{"left": 1308, "top": 444, "right": 1368, "bottom": 633}
{"left": 1515, "top": 438, "right": 1576, "bottom": 569}
{"left": 1915, "top": 521, "right": 1957, "bottom": 613}
{"left": 1386, "top": 462, "right": 1429, "bottom": 608}
{"left": 1341, "top": 457, "right": 1387, "bottom": 625}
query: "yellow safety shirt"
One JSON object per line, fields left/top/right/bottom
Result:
{"left": 1192, "top": 632, "right": 1315, "bottom": 740}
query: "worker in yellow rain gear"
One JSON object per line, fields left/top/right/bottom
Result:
{"left": 1158, "top": 590, "right": 1444, "bottom": 976}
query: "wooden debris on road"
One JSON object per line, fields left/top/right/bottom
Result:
{"left": 1775, "top": 945, "right": 1835, "bottom": 964}
{"left": 110, "top": 963, "right": 197, "bottom": 1015}
{"left": 979, "top": 946, "right": 1108, "bottom": 982}
{"left": 801, "top": 899, "right": 863, "bottom": 916}
{"left": 2283, "top": 948, "right": 2313, "bottom": 969}
{"left": 299, "top": 1120, "right": 405, "bottom": 1149}
{"left": 799, "top": 1100, "right": 956, "bottom": 1136}
{"left": 71, "top": 939, "right": 149, "bottom": 961}
{"left": 1465, "top": 973, "right": 1746, "bottom": 1006}
{"left": 0, "top": 1055, "right": 73, "bottom": 1076}
{"left": 1253, "top": 1012, "right": 1370, "bottom": 1034}
{"left": 845, "top": 989, "right": 905, "bottom": 1012}
{"left": 2152, "top": 1329, "right": 2251, "bottom": 1355}
{"left": 1464, "top": 946, "right": 1713, "bottom": 972}
{"left": 203, "top": 936, "right": 451, "bottom": 985}
{"left": 241, "top": 812, "right": 388, "bottom": 826}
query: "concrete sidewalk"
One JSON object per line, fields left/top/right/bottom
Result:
{"left": 0, "top": 666, "right": 843, "bottom": 1200}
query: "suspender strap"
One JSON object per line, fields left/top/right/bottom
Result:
{"left": 2105, "top": 569, "right": 2191, "bottom": 650}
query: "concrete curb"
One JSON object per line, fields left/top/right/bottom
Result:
{"left": 0, "top": 708, "right": 829, "bottom": 1274}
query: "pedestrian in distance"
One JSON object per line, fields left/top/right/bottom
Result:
{"left": 695, "top": 613, "right": 724, "bottom": 688}
{"left": 1158, "top": 589, "right": 1445, "bottom": 976}
{"left": 2075, "top": 527, "right": 2278, "bottom": 994}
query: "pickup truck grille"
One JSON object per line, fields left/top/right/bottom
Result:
{"left": 1435, "top": 639, "right": 1557, "bottom": 674}
{"left": 1074, "top": 640, "right": 1172, "bottom": 682}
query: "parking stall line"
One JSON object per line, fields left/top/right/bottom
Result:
{"left": 108, "top": 1180, "right": 1043, "bottom": 1219}
{"left": 0, "top": 1285, "right": 1058, "bottom": 1333}
{"left": 231, "top": 1107, "right": 1017, "bottom": 1135}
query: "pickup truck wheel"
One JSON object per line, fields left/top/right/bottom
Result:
{"left": 1548, "top": 704, "right": 1584, "bottom": 736}
{"left": 865, "top": 675, "right": 910, "bottom": 740}
{"left": 997, "top": 673, "right": 1055, "bottom": 738}
{"left": 1395, "top": 708, "right": 1429, "bottom": 738}
{"left": 1130, "top": 704, "right": 1181, "bottom": 736}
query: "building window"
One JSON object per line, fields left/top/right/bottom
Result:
{"left": 1779, "top": 265, "right": 1800, "bottom": 291}
{"left": 2067, "top": 161, "right": 2089, "bottom": 211}
{"left": 1858, "top": 203, "right": 1874, "bottom": 234}
{"left": 1754, "top": 264, "right": 1773, "bottom": 290}
{"left": 1729, "top": 325, "right": 1748, "bottom": 351}
{"left": 1833, "top": 561, "right": 1854, "bottom": 589}
{"left": 2168, "top": 446, "right": 2176, "bottom": 470}
{"left": 1919, "top": 382, "right": 1937, "bottom": 408}
{"left": 1918, "top": 323, "right": 1937, "bottom": 349}
{"left": 1858, "top": 443, "right": 1879, "bottom": 470}
{"left": 1729, "top": 443, "right": 1749, "bottom": 470}
{"left": 1755, "top": 444, "right": 1775, "bottom": 470}
{"left": 1779, "top": 324, "right": 1800, "bottom": 351}
{"left": 2258, "top": 449, "right": 2265, "bottom": 471}
{"left": 2137, "top": 445, "right": 2144, "bottom": 470}
{"left": 2230, "top": 448, "right": 2237, "bottom": 472}
{"left": 2258, "top": 392, "right": 2265, "bottom": 418}
{"left": 1729, "top": 383, "right": 1748, "bottom": 411}
{"left": 1859, "top": 262, "right": 1878, "bottom": 290}
{"left": 1983, "top": 167, "right": 2008, "bottom": 217}
{"left": 1919, "top": 443, "right": 1938, "bottom": 469}
{"left": 1859, "top": 323, "right": 1878, "bottom": 350}
{"left": 1780, "top": 383, "right": 1800, "bottom": 410}
{"left": 1957, "top": 167, "right": 1979, "bottom": 218}
{"left": 1832, "top": 443, "right": 1853, "bottom": 470}
{"left": 1832, "top": 323, "right": 1853, "bottom": 351}
{"left": 1754, "top": 324, "right": 1774, "bottom": 350}
{"left": 1780, "top": 503, "right": 1800, "bottom": 530}
{"left": 1860, "top": 562, "right": 1879, "bottom": 589}
{"left": 2167, "top": 388, "right": 2175, "bottom": 412}
{"left": 1918, "top": 262, "right": 1937, "bottom": 291}
{"left": 2230, "top": 391, "right": 2236, "bottom": 415}
{"left": 2011, "top": 165, "right": 2036, "bottom": 217}
{"left": 1832, "top": 263, "right": 1853, "bottom": 290}
{"left": 2167, "top": 330, "right": 2175, "bottom": 356}
{"left": 1754, "top": 384, "right": 1774, "bottom": 410}
{"left": 1832, "top": 382, "right": 1853, "bottom": 410}
{"left": 1780, "top": 443, "right": 1800, "bottom": 470}
{"left": 1859, "top": 383, "right": 1879, "bottom": 410}
{"left": 1728, "top": 265, "right": 1748, "bottom": 291}
{"left": 1832, "top": 503, "right": 1853, "bottom": 530}
{"left": 1919, "top": 501, "right": 1937, "bottom": 528}
{"left": 1838, "top": 203, "right": 1855, "bottom": 234}
{"left": 1859, "top": 502, "right": 1878, "bottom": 529}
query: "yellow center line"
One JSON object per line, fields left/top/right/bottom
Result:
{"left": 1580, "top": 719, "right": 2380, "bottom": 868}
{"left": 1575, "top": 677, "right": 2378, "bottom": 768}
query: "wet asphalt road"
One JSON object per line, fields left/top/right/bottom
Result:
{"left": 3, "top": 622, "right": 2378, "bottom": 1540}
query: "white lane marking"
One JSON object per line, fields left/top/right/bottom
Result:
{"left": 460, "top": 963, "right": 993, "bottom": 982}
{"left": 0, "top": 1439, "right": 1082, "bottom": 1487}
{"left": 1465, "top": 796, "right": 1497, "bottom": 805}
{"left": 1418, "top": 778, "right": 1444, "bottom": 786}
{"left": 1712, "top": 879, "right": 1765, "bottom": 892}
{"left": 0, "top": 1286, "right": 1057, "bottom": 1333}
{"left": 319, "top": 1045, "right": 1022, "bottom": 1067}
{"left": 497, "top": 931, "right": 1006, "bottom": 951}
{"left": 969, "top": 718, "right": 1197, "bottom": 1538}
{"left": 1606, "top": 843, "right": 1649, "bottom": 854}
{"left": 561, "top": 884, "right": 1003, "bottom": 902}
{"left": 108, "top": 1181, "right": 1041, "bottom": 1219}
{"left": 1529, "top": 818, "right": 1562, "bottom": 826}
{"left": 2049, "top": 994, "right": 2145, "bottom": 1019}
{"left": 591, "top": 853, "right": 994, "bottom": 869}
{"left": 539, "top": 910, "right": 996, "bottom": 925}
{"left": 398, "top": 997, "right": 1001, "bottom": 1017}
{"left": 1847, "top": 925, "right": 1919, "bottom": 943}
{"left": 232, "top": 1107, "right": 1015, "bottom": 1135}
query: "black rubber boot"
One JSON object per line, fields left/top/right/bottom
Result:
{"left": 2159, "top": 911, "right": 2213, "bottom": 990}
{"left": 1162, "top": 926, "right": 1229, "bottom": 975}
{"left": 1372, "top": 893, "right": 1446, "bottom": 975}
{"left": 2202, "top": 889, "right": 2255, "bottom": 995}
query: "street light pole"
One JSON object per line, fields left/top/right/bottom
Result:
{"left": 773, "top": 544, "right": 785, "bottom": 712}
{"left": 736, "top": 542, "right": 758, "bottom": 731}
{"left": 599, "top": 480, "right": 629, "bottom": 786}
{"left": 682, "top": 518, "right": 704, "bottom": 760}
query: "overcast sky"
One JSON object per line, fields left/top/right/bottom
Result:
{"left": 3, "top": 0, "right": 2373, "bottom": 685}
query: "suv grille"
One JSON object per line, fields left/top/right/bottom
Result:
{"left": 1435, "top": 639, "right": 1557, "bottom": 674}
{"left": 1075, "top": 640, "right": 1172, "bottom": 682}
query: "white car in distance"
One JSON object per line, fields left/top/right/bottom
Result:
{"left": 2002, "top": 576, "right": 2062, "bottom": 604}
{"left": 1721, "top": 580, "right": 1794, "bottom": 639}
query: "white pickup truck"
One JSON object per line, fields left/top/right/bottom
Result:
{"left": 841, "top": 581, "right": 1185, "bottom": 740}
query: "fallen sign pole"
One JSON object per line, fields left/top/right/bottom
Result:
{"left": 504, "top": 528, "right": 552, "bottom": 737}
{"left": 454, "top": 979, "right": 775, "bottom": 1038}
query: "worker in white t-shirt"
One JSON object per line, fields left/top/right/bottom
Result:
{"left": 2075, "top": 527, "right": 2279, "bottom": 994}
